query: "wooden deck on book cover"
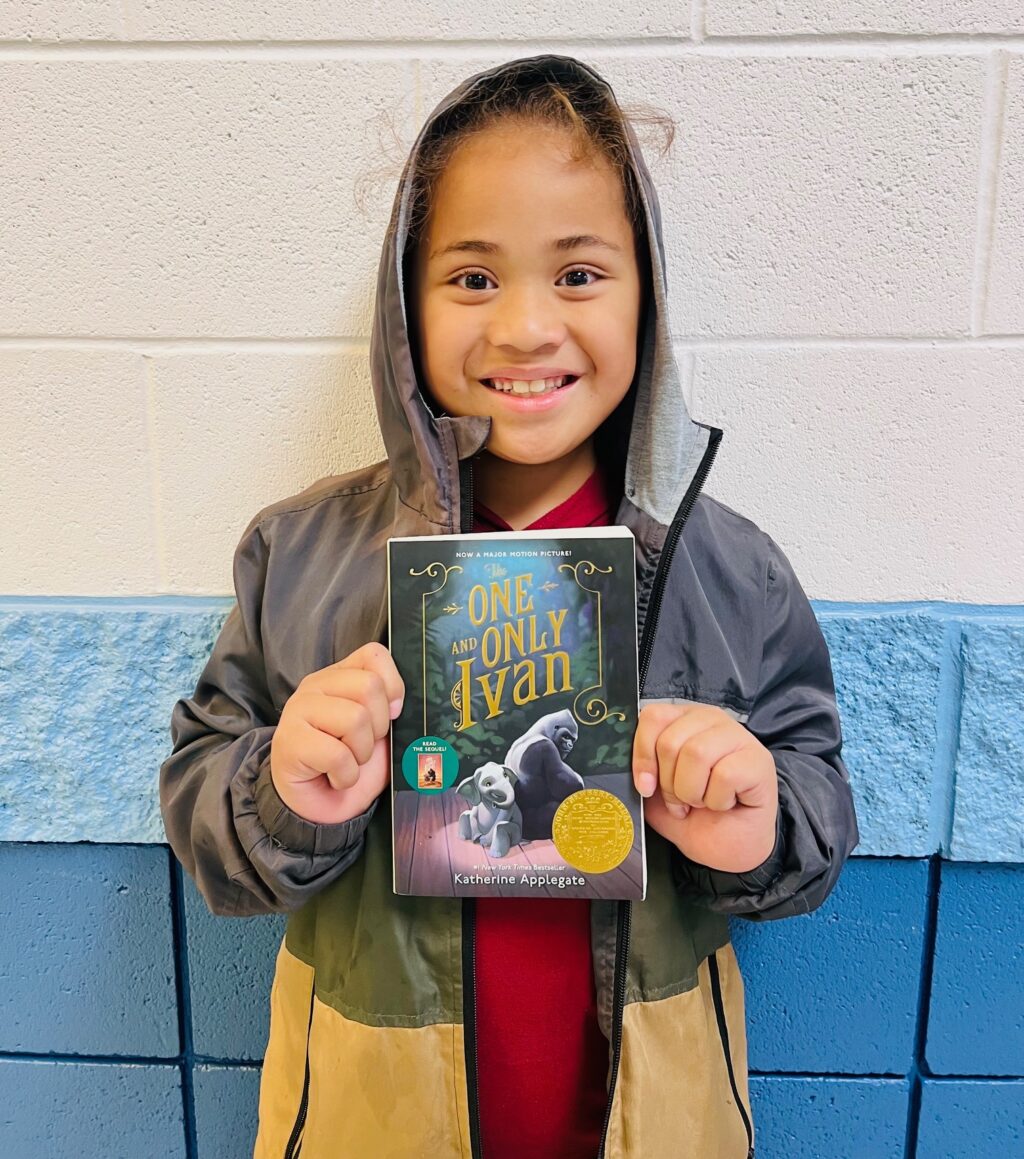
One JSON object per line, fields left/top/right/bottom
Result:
{"left": 392, "top": 772, "right": 644, "bottom": 899}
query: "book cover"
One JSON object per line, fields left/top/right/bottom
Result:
{"left": 387, "top": 526, "right": 645, "bottom": 900}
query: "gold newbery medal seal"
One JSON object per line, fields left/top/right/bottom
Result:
{"left": 552, "top": 789, "right": 634, "bottom": 874}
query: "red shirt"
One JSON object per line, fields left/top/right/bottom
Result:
{"left": 472, "top": 466, "right": 619, "bottom": 1159}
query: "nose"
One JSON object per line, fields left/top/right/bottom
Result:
{"left": 484, "top": 280, "right": 567, "bottom": 353}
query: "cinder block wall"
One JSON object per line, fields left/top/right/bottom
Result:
{"left": 1, "top": 5, "right": 1022, "bottom": 1158}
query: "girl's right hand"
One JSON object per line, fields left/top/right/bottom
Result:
{"left": 269, "top": 641, "right": 405, "bottom": 826}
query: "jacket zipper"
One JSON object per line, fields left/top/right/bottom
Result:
{"left": 707, "top": 950, "right": 755, "bottom": 1159}
{"left": 596, "top": 425, "right": 722, "bottom": 1159}
{"left": 595, "top": 898, "right": 631, "bottom": 1158}
{"left": 461, "top": 433, "right": 723, "bottom": 1159}
{"left": 282, "top": 984, "right": 316, "bottom": 1158}
{"left": 462, "top": 898, "right": 484, "bottom": 1157}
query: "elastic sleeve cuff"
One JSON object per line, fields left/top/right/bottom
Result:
{"left": 672, "top": 804, "right": 786, "bottom": 901}
{"left": 710, "top": 805, "right": 786, "bottom": 894}
{"left": 253, "top": 755, "right": 380, "bottom": 857}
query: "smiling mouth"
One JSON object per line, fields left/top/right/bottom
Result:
{"left": 480, "top": 375, "right": 580, "bottom": 396}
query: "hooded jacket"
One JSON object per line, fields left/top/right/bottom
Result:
{"left": 159, "top": 54, "right": 859, "bottom": 1159}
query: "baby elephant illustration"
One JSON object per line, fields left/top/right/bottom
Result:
{"left": 456, "top": 763, "right": 524, "bottom": 859}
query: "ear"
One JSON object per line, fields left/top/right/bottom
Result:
{"left": 456, "top": 775, "right": 482, "bottom": 804}
{"left": 502, "top": 765, "right": 519, "bottom": 786}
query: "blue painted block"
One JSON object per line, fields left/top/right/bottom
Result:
{"left": 183, "top": 870, "right": 286, "bottom": 1060}
{"left": 818, "top": 611, "right": 945, "bottom": 856}
{"left": 732, "top": 858, "right": 928, "bottom": 1074}
{"left": 0, "top": 601, "right": 230, "bottom": 842}
{"left": 918, "top": 1080, "right": 1024, "bottom": 1158}
{"left": 950, "top": 619, "right": 1024, "bottom": 861}
{"left": 0, "top": 843, "right": 179, "bottom": 1057}
{"left": 927, "top": 863, "right": 1024, "bottom": 1075}
{"left": 748, "top": 1076, "right": 909, "bottom": 1159}
{"left": 193, "top": 1065, "right": 261, "bottom": 1159}
{"left": 0, "top": 1058, "right": 184, "bottom": 1158}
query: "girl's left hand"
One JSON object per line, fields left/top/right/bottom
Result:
{"left": 632, "top": 702, "right": 779, "bottom": 874}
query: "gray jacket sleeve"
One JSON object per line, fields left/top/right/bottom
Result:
{"left": 671, "top": 535, "right": 859, "bottom": 920}
{"left": 158, "top": 515, "right": 377, "bottom": 917}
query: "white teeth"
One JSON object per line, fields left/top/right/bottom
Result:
{"left": 486, "top": 376, "right": 569, "bottom": 394}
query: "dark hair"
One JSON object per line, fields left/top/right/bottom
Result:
{"left": 401, "top": 59, "right": 675, "bottom": 262}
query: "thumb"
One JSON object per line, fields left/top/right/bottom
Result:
{"left": 643, "top": 786, "right": 690, "bottom": 841}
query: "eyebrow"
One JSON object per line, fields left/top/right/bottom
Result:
{"left": 429, "top": 234, "right": 622, "bottom": 261}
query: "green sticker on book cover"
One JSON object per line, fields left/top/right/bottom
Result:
{"left": 552, "top": 789, "right": 634, "bottom": 873}
{"left": 401, "top": 736, "right": 458, "bottom": 793}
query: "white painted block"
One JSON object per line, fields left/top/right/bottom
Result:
{"left": 0, "top": 60, "right": 414, "bottom": 337}
{"left": 131, "top": 1, "right": 690, "bottom": 41}
{"left": 602, "top": 55, "right": 985, "bottom": 338}
{"left": 421, "top": 54, "right": 985, "bottom": 337}
{"left": 985, "top": 55, "right": 1024, "bottom": 335}
{"left": 151, "top": 351, "right": 385, "bottom": 594}
{"left": 0, "top": 1, "right": 121, "bottom": 40}
{"left": 0, "top": 350, "right": 158, "bottom": 594}
{"left": 706, "top": 2, "right": 1024, "bottom": 36}
{"left": 692, "top": 345, "right": 1024, "bottom": 603}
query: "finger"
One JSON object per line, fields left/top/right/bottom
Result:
{"left": 303, "top": 667, "right": 392, "bottom": 739}
{"left": 293, "top": 720, "right": 361, "bottom": 791}
{"left": 702, "top": 751, "right": 743, "bottom": 812}
{"left": 633, "top": 702, "right": 713, "bottom": 797}
{"left": 341, "top": 641, "right": 406, "bottom": 717}
{"left": 653, "top": 711, "right": 725, "bottom": 804}
{"left": 641, "top": 787, "right": 688, "bottom": 830}
{"left": 323, "top": 744, "right": 362, "bottom": 793}
{"left": 705, "top": 748, "right": 777, "bottom": 812}
{"left": 667, "top": 721, "right": 745, "bottom": 809}
{"left": 300, "top": 693, "right": 378, "bottom": 764}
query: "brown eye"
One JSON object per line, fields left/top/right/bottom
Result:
{"left": 453, "top": 271, "right": 494, "bottom": 291}
{"left": 560, "top": 269, "right": 601, "bottom": 288}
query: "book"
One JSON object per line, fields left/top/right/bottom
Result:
{"left": 387, "top": 526, "right": 645, "bottom": 900}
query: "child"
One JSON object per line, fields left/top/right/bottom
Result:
{"left": 160, "top": 54, "right": 858, "bottom": 1159}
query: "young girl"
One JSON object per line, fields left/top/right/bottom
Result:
{"left": 160, "top": 54, "right": 858, "bottom": 1159}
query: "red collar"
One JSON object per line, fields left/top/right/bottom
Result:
{"left": 473, "top": 467, "right": 618, "bottom": 532}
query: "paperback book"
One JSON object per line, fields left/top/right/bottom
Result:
{"left": 387, "top": 526, "right": 645, "bottom": 900}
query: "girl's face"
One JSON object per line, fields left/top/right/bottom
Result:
{"left": 411, "top": 123, "right": 643, "bottom": 469}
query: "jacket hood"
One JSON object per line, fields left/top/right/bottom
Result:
{"left": 368, "top": 53, "right": 712, "bottom": 531}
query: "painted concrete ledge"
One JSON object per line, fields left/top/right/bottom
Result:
{"left": 0, "top": 598, "right": 1021, "bottom": 860}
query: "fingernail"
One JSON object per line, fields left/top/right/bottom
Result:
{"left": 389, "top": 699, "right": 403, "bottom": 719}
{"left": 637, "top": 772, "right": 657, "bottom": 798}
{"left": 666, "top": 802, "right": 689, "bottom": 820}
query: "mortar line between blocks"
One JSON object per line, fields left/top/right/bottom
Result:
{"left": 4, "top": 36, "right": 1024, "bottom": 60}
{"left": 0, "top": 1049, "right": 184, "bottom": 1065}
{"left": 934, "top": 620, "right": 966, "bottom": 855}
{"left": 970, "top": 51, "right": 1010, "bottom": 337}
{"left": 904, "top": 855, "right": 943, "bottom": 1159}
{"left": 168, "top": 851, "right": 200, "bottom": 1159}
{"left": 690, "top": 0, "right": 706, "bottom": 42}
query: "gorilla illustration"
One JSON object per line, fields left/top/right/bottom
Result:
{"left": 503, "top": 709, "right": 584, "bottom": 840}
